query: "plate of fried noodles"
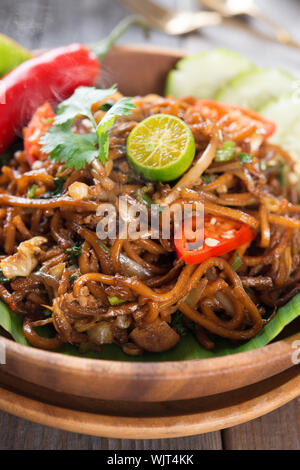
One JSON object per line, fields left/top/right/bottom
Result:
{"left": 1, "top": 38, "right": 300, "bottom": 405}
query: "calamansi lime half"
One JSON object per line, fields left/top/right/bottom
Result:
{"left": 126, "top": 114, "right": 196, "bottom": 182}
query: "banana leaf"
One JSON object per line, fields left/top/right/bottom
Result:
{"left": 0, "top": 300, "right": 29, "bottom": 345}
{"left": 1, "top": 293, "right": 300, "bottom": 361}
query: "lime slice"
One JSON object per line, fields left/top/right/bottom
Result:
{"left": 0, "top": 33, "right": 31, "bottom": 77}
{"left": 126, "top": 114, "right": 196, "bottom": 182}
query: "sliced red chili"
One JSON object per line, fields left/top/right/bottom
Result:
{"left": 24, "top": 101, "right": 55, "bottom": 165}
{"left": 175, "top": 214, "right": 255, "bottom": 265}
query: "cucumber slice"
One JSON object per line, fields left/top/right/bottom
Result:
{"left": 260, "top": 94, "right": 300, "bottom": 160}
{"left": 165, "top": 48, "right": 254, "bottom": 99}
{"left": 216, "top": 68, "right": 295, "bottom": 110}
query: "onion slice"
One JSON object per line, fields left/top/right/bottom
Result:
{"left": 161, "top": 128, "right": 220, "bottom": 205}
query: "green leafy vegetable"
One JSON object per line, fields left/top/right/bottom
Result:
{"left": 97, "top": 97, "right": 135, "bottom": 164}
{"left": 215, "top": 141, "right": 236, "bottom": 163}
{"left": 0, "top": 269, "right": 10, "bottom": 283}
{"left": 41, "top": 124, "right": 99, "bottom": 170}
{"left": 27, "top": 184, "right": 38, "bottom": 199}
{"left": 54, "top": 86, "right": 116, "bottom": 126}
{"left": 42, "top": 176, "right": 66, "bottom": 198}
{"left": 69, "top": 274, "right": 77, "bottom": 283}
{"left": 43, "top": 308, "right": 52, "bottom": 318}
{"left": 232, "top": 251, "right": 243, "bottom": 271}
{"left": 0, "top": 300, "right": 28, "bottom": 345}
{"left": 108, "top": 296, "right": 126, "bottom": 306}
{"left": 201, "top": 175, "right": 212, "bottom": 185}
{"left": 136, "top": 188, "right": 154, "bottom": 207}
{"left": 96, "top": 240, "right": 110, "bottom": 253}
{"left": 170, "top": 311, "right": 189, "bottom": 337}
{"left": 41, "top": 86, "right": 135, "bottom": 169}
{"left": 239, "top": 153, "right": 254, "bottom": 163}
{"left": 66, "top": 243, "right": 82, "bottom": 261}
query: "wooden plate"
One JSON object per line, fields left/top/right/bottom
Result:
{"left": 1, "top": 45, "right": 300, "bottom": 405}
{"left": 0, "top": 365, "right": 300, "bottom": 438}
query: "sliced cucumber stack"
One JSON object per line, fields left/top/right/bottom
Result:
{"left": 261, "top": 94, "right": 300, "bottom": 161}
{"left": 165, "top": 48, "right": 254, "bottom": 99}
{"left": 216, "top": 68, "right": 295, "bottom": 111}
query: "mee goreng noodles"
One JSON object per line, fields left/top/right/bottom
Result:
{"left": 0, "top": 90, "right": 300, "bottom": 356}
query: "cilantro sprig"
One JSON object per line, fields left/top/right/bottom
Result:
{"left": 40, "top": 86, "right": 135, "bottom": 169}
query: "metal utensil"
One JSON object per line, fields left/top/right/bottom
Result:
{"left": 119, "top": 0, "right": 221, "bottom": 35}
{"left": 199, "top": 0, "right": 300, "bottom": 48}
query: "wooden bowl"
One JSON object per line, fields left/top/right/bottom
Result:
{"left": 1, "top": 45, "right": 300, "bottom": 404}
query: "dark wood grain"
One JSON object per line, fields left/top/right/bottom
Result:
{"left": 0, "top": 0, "right": 300, "bottom": 451}
{"left": 223, "top": 397, "right": 300, "bottom": 450}
{"left": 0, "top": 411, "right": 222, "bottom": 450}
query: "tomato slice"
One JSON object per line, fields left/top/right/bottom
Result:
{"left": 195, "top": 100, "right": 276, "bottom": 141}
{"left": 175, "top": 214, "right": 255, "bottom": 265}
{"left": 24, "top": 101, "right": 55, "bottom": 166}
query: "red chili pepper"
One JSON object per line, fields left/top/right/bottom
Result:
{"left": 174, "top": 214, "right": 255, "bottom": 265}
{"left": 24, "top": 102, "right": 55, "bottom": 165}
{"left": 0, "top": 16, "right": 143, "bottom": 156}
{"left": 195, "top": 100, "right": 276, "bottom": 140}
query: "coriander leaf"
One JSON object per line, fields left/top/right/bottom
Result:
{"left": 69, "top": 274, "right": 77, "bottom": 283}
{"left": 40, "top": 125, "right": 98, "bottom": 170}
{"left": 42, "top": 176, "right": 66, "bottom": 198}
{"left": 232, "top": 251, "right": 243, "bottom": 271}
{"left": 239, "top": 153, "right": 254, "bottom": 163}
{"left": 97, "top": 97, "right": 135, "bottom": 164}
{"left": 54, "top": 86, "right": 116, "bottom": 125}
{"left": 0, "top": 269, "right": 10, "bottom": 283}
{"left": 66, "top": 243, "right": 82, "bottom": 261}
{"left": 27, "top": 184, "right": 38, "bottom": 199}
{"left": 171, "top": 311, "right": 189, "bottom": 337}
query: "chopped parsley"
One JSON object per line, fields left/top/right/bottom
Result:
{"left": 232, "top": 251, "right": 243, "bottom": 271}
{"left": 66, "top": 243, "right": 82, "bottom": 261}
{"left": 96, "top": 240, "right": 110, "bottom": 253}
{"left": 0, "top": 269, "right": 10, "bottom": 283}
{"left": 171, "top": 311, "right": 189, "bottom": 336}
{"left": 215, "top": 141, "right": 236, "bottom": 163}
{"left": 69, "top": 274, "right": 77, "bottom": 283}
{"left": 41, "top": 176, "right": 66, "bottom": 198}
{"left": 239, "top": 153, "right": 254, "bottom": 163}
{"left": 27, "top": 184, "right": 38, "bottom": 199}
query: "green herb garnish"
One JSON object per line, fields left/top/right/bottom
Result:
{"left": 27, "top": 184, "right": 38, "bottom": 199}
{"left": 136, "top": 188, "right": 154, "bottom": 207}
{"left": 96, "top": 240, "right": 110, "bottom": 253}
{"left": 171, "top": 311, "right": 189, "bottom": 337}
{"left": 215, "top": 141, "right": 236, "bottom": 163}
{"left": 66, "top": 243, "right": 82, "bottom": 261}
{"left": 41, "top": 86, "right": 135, "bottom": 168}
{"left": 108, "top": 296, "right": 126, "bottom": 306}
{"left": 201, "top": 175, "right": 212, "bottom": 185}
{"left": 42, "top": 308, "right": 52, "bottom": 318}
{"left": 239, "top": 153, "right": 254, "bottom": 163}
{"left": 69, "top": 274, "right": 77, "bottom": 283}
{"left": 0, "top": 269, "right": 10, "bottom": 283}
{"left": 232, "top": 251, "right": 243, "bottom": 271}
{"left": 41, "top": 176, "right": 66, "bottom": 199}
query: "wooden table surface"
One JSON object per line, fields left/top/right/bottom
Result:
{"left": 1, "top": 0, "right": 300, "bottom": 450}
